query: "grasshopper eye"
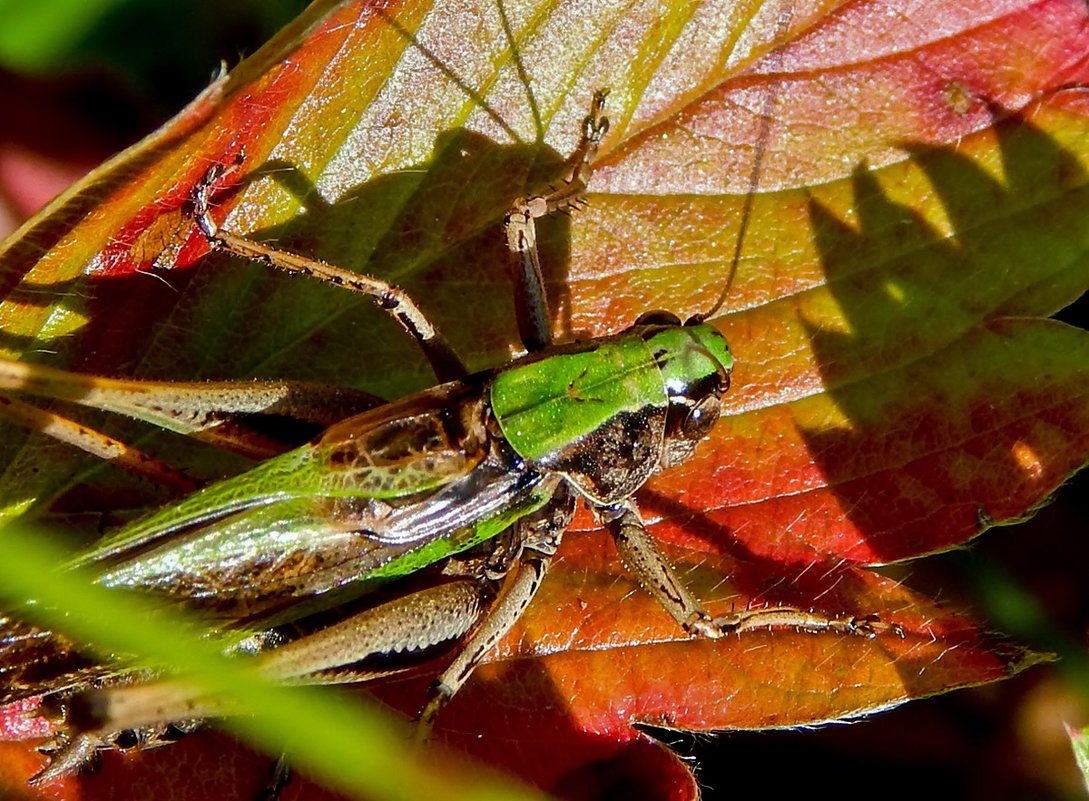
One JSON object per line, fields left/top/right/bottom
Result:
{"left": 681, "top": 395, "right": 721, "bottom": 441}
{"left": 662, "top": 394, "right": 722, "bottom": 468}
{"left": 634, "top": 310, "right": 682, "bottom": 326}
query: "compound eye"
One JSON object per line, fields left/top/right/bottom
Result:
{"left": 634, "top": 310, "right": 682, "bottom": 327}
{"left": 681, "top": 395, "right": 721, "bottom": 440}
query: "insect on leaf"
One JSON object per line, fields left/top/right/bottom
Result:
{"left": 1, "top": 0, "right": 1089, "bottom": 799}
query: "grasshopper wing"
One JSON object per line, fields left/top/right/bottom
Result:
{"left": 0, "top": 380, "right": 547, "bottom": 702}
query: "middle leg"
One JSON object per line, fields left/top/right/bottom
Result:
{"left": 415, "top": 481, "right": 577, "bottom": 737}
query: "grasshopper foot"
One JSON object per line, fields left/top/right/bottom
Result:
{"left": 30, "top": 732, "right": 101, "bottom": 785}
{"left": 413, "top": 681, "right": 454, "bottom": 744}
{"left": 843, "top": 614, "right": 906, "bottom": 639}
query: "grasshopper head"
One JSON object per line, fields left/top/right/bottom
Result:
{"left": 636, "top": 311, "right": 733, "bottom": 469}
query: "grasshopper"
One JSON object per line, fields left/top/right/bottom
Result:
{"left": 0, "top": 92, "right": 890, "bottom": 784}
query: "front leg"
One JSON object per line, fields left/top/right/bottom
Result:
{"left": 601, "top": 500, "right": 897, "bottom": 640}
{"left": 600, "top": 500, "right": 722, "bottom": 638}
{"left": 504, "top": 91, "right": 610, "bottom": 352}
{"left": 190, "top": 156, "right": 466, "bottom": 383}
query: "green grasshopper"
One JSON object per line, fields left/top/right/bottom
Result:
{"left": 0, "top": 92, "right": 888, "bottom": 784}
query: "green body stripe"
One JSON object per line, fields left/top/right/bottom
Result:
{"left": 79, "top": 440, "right": 468, "bottom": 567}
{"left": 366, "top": 484, "right": 552, "bottom": 580}
{"left": 645, "top": 324, "right": 733, "bottom": 392}
{"left": 489, "top": 335, "right": 667, "bottom": 463}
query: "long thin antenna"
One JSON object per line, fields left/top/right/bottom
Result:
{"left": 496, "top": 0, "right": 543, "bottom": 143}
{"left": 702, "top": 0, "right": 797, "bottom": 321}
{"left": 375, "top": 9, "right": 521, "bottom": 142}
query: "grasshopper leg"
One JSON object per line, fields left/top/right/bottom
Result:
{"left": 0, "top": 395, "right": 199, "bottom": 494}
{"left": 31, "top": 580, "right": 493, "bottom": 782}
{"left": 713, "top": 607, "right": 902, "bottom": 638}
{"left": 189, "top": 159, "right": 466, "bottom": 383}
{"left": 601, "top": 499, "right": 722, "bottom": 638}
{"left": 414, "top": 548, "right": 556, "bottom": 739}
{"left": 504, "top": 90, "right": 609, "bottom": 352}
{"left": 601, "top": 500, "right": 901, "bottom": 640}
{"left": 415, "top": 483, "right": 577, "bottom": 737}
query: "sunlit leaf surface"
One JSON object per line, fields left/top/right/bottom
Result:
{"left": 1, "top": 0, "right": 1088, "bottom": 798}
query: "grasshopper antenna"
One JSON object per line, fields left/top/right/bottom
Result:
{"left": 496, "top": 0, "right": 543, "bottom": 142}
{"left": 697, "top": 0, "right": 797, "bottom": 324}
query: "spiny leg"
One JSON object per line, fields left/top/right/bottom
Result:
{"left": 415, "top": 483, "right": 576, "bottom": 737}
{"left": 63, "top": 581, "right": 491, "bottom": 735}
{"left": 0, "top": 356, "right": 384, "bottom": 461}
{"left": 190, "top": 157, "right": 466, "bottom": 383}
{"left": 30, "top": 579, "right": 492, "bottom": 784}
{"left": 601, "top": 499, "right": 721, "bottom": 638}
{"left": 0, "top": 355, "right": 385, "bottom": 492}
{"left": 505, "top": 90, "right": 610, "bottom": 352}
{"left": 601, "top": 499, "right": 898, "bottom": 640}
{"left": 414, "top": 556, "right": 553, "bottom": 739}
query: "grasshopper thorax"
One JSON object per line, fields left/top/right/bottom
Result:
{"left": 488, "top": 312, "right": 732, "bottom": 505}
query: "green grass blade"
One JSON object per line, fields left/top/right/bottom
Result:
{"left": 0, "top": 522, "right": 546, "bottom": 801}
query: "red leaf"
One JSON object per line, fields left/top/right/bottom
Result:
{"left": 2, "top": 0, "right": 1087, "bottom": 799}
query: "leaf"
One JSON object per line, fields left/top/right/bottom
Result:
{"left": 1, "top": 0, "right": 1087, "bottom": 799}
{"left": 367, "top": 532, "right": 1048, "bottom": 791}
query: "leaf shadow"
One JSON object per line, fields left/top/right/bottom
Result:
{"left": 54, "top": 127, "right": 571, "bottom": 393}
{"left": 799, "top": 99, "right": 1089, "bottom": 563}
{"left": 628, "top": 100, "right": 1088, "bottom": 733}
